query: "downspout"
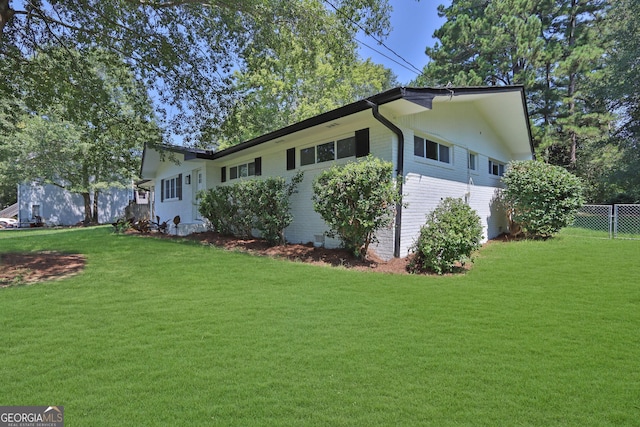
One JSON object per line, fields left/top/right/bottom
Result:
{"left": 365, "top": 100, "right": 404, "bottom": 258}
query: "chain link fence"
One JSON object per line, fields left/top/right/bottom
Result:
{"left": 571, "top": 204, "right": 640, "bottom": 240}
{"left": 614, "top": 204, "right": 640, "bottom": 239}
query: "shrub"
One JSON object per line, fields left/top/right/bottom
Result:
{"left": 197, "top": 186, "right": 237, "bottom": 236}
{"left": 197, "top": 172, "right": 303, "bottom": 245}
{"left": 312, "top": 155, "right": 402, "bottom": 258}
{"left": 501, "top": 160, "right": 584, "bottom": 238}
{"left": 253, "top": 172, "right": 304, "bottom": 245}
{"left": 409, "top": 198, "right": 482, "bottom": 275}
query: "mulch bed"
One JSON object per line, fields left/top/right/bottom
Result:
{"left": 156, "top": 231, "right": 413, "bottom": 274}
{"left": 0, "top": 252, "right": 86, "bottom": 287}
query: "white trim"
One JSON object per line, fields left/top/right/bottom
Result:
{"left": 164, "top": 175, "right": 180, "bottom": 201}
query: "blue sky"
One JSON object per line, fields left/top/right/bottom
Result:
{"left": 357, "top": 1, "right": 452, "bottom": 85}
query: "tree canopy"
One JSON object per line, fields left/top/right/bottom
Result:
{"left": 415, "top": 0, "right": 638, "bottom": 202}
{"left": 1, "top": 48, "right": 160, "bottom": 222}
{"left": 1, "top": 0, "right": 392, "bottom": 146}
{"left": 0, "top": 0, "right": 394, "bottom": 209}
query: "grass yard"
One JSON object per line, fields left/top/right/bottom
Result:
{"left": 1, "top": 227, "right": 639, "bottom": 426}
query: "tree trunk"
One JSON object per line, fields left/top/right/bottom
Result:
{"left": 81, "top": 192, "right": 92, "bottom": 225}
{"left": 92, "top": 189, "right": 99, "bottom": 224}
{"left": 567, "top": 0, "right": 578, "bottom": 166}
{"left": 0, "top": 0, "right": 14, "bottom": 39}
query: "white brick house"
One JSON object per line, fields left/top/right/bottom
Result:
{"left": 140, "top": 86, "right": 534, "bottom": 259}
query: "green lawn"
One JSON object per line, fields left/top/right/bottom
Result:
{"left": 1, "top": 227, "right": 639, "bottom": 426}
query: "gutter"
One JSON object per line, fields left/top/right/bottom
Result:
{"left": 365, "top": 100, "right": 404, "bottom": 258}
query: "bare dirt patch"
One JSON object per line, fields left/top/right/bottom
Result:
{"left": 0, "top": 252, "right": 86, "bottom": 287}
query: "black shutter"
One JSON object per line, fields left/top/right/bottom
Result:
{"left": 286, "top": 148, "right": 296, "bottom": 170}
{"left": 254, "top": 157, "right": 262, "bottom": 176}
{"left": 160, "top": 179, "right": 165, "bottom": 202}
{"left": 221, "top": 166, "right": 227, "bottom": 183}
{"left": 177, "top": 174, "right": 183, "bottom": 200}
{"left": 355, "top": 128, "right": 370, "bottom": 158}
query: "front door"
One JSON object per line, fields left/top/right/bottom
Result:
{"left": 193, "top": 169, "right": 204, "bottom": 221}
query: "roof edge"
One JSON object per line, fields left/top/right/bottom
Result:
{"left": 212, "top": 85, "right": 531, "bottom": 160}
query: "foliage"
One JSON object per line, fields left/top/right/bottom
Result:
{"left": 408, "top": 198, "right": 482, "bottom": 275}
{"left": 198, "top": 172, "right": 303, "bottom": 245}
{"left": 218, "top": 45, "right": 396, "bottom": 146}
{"left": 501, "top": 160, "right": 584, "bottom": 238}
{"left": 588, "top": 0, "right": 640, "bottom": 202}
{"left": 252, "top": 172, "right": 305, "bottom": 245}
{"left": 312, "top": 156, "right": 401, "bottom": 258}
{"left": 1, "top": 48, "right": 160, "bottom": 224}
{"left": 111, "top": 217, "right": 132, "bottom": 235}
{"left": 416, "top": 0, "right": 612, "bottom": 173}
{"left": 0, "top": 0, "right": 391, "bottom": 146}
{"left": 198, "top": 186, "right": 238, "bottom": 236}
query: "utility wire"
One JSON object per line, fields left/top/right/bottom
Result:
{"left": 355, "top": 38, "right": 421, "bottom": 76}
{"left": 322, "top": 0, "right": 424, "bottom": 76}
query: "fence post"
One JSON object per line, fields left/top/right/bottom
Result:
{"left": 609, "top": 205, "right": 613, "bottom": 239}
{"left": 613, "top": 205, "right": 618, "bottom": 239}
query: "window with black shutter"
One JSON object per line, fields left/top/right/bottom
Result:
{"left": 355, "top": 128, "right": 370, "bottom": 157}
{"left": 286, "top": 148, "right": 296, "bottom": 170}
{"left": 254, "top": 157, "right": 262, "bottom": 176}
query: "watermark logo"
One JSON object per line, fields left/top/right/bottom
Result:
{"left": 0, "top": 406, "right": 64, "bottom": 427}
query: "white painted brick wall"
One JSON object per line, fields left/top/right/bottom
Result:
{"left": 400, "top": 174, "right": 507, "bottom": 257}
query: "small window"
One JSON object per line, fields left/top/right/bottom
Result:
{"left": 300, "top": 147, "right": 315, "bottom": 166}
{"left": 426, "top": 140, "right": 438, "bottom": 160}
{"left": 414, "top": 136, "right": 451, "bottom": 164}
{"left": 317, "top": 141, "right": 335, "bottom": 163}
{"left": 162, "top": 175, "right": 182, "bottom": 201}
{"left": 337, "top": 137, "right": 355, "bottom": 159}
{"left": 413, "top": 136, "right": 424, "bottom": 158}
{"left": 439, "top": 144, "right": 450, "bottom": 163}
{"left": 489, "top": 160, "right": 506, "bottom": 176}
{"left": 32, "top": 204, "right": 41, "bottom": 219}
{"left": 229, "top": 160, "right": 258, "bottom": 180}
{"left": 301, "top": 134, "right": 359, "bottom": 166}
{"left": 468, "top": 153, "right": 477, "bottom": 170}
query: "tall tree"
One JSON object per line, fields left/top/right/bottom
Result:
{"left": 3, "top": 48, "right": 160, "bottom": 223}
{"left": 589, "top": 0, "right": 640, "bottom": 202}
{"left": 217, "top": 7, "right": 396, "bottom": 147}
{"left": 0, "top": 0, "right": 391, "bottom": 146}
{"left": 416, "top": 0, "right": 610, "bottom": 170}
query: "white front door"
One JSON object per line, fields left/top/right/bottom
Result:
{"left": 193, "top": 169, "right": 204, "bottom": 221}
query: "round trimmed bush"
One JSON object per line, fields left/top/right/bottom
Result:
{"left": 501, "top": 160, "right": 584, "bottom": 238}
{"left": 409, "top": 197, "right": 483, "bottom": 275}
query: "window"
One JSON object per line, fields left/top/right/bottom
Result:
{"left": 414, "top": 135, "right": 451, "bottom": 164}
{"left": 300, "top": 136, "right": 359, "bottom": 166}
{"left": 161, "top": 174, "right": 182, "bottom": 201}
{"left": 229, "top": 158, "right": 261, "bottom": 180}
{"left": 317, "top": 141, "right": 335, "bottom": 163}
{"left": 300, "top": 147, "right": 315, "bottom": 166}
{"left": 337, "top": 137, "right": 355, "bottom": 159}
{"left": 31, "top": 204, "right": 41, "bottom": 219}
{"left": 468, "top": 153, "right": 477, "bottom": 171}
{"left": 489, "top": 159, "right": 506, "bottom": 176}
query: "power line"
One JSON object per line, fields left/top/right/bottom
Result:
{"left": 355, "top": 38, "right": 421, "bottom": 76}
{"left": 322, "top": 0, "right": 424, "bottom": 76}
